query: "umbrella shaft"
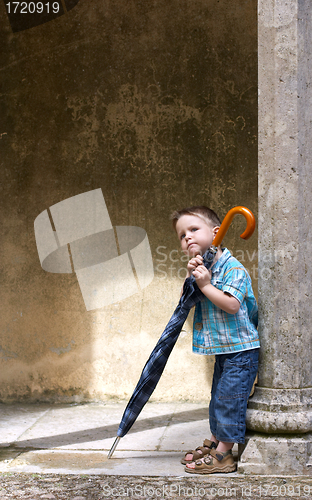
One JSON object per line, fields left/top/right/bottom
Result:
{"left": 107, "top": 436, "right": 121, "bottom": 459}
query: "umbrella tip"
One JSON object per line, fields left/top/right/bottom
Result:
{"left": 107, "top": 436, "right": 121, "bottom": 459}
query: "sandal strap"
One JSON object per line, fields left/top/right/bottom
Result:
{"left": 209, "top": 449, "right": 233, "bottom": 462}
{"left": 184, "top": 440, "right": 216, "bottom": 461}
{"left": 187, "top": 446, "right": 209, "bottom": 461}
{"left": 195, "top": 445, "right": 209, "bottom": 453}
{"left": 183, "top": 447, "right": 205, "bottom": 455}
{"left": 203, "top": 439, "right": 217, "bottom": 449}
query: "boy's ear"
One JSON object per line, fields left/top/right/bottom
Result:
{"left": 212, "top": 226, "right": 220, "bottom": 238}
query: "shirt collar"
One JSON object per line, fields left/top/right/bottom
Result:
{"left": 211, "top": 247, "right": 232, "bottom": 273}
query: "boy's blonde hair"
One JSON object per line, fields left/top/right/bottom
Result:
{"left": 171, "top": 206, "right": 221, "bottom": 230}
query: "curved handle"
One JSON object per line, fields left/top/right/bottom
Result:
{"left": 212, "top": 206, "right": 256, "bottom": 247}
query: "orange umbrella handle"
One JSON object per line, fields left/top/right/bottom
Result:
{"left": 212, "top": 206, "right": 256, "bottom": 247}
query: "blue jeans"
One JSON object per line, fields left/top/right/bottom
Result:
{"left": 209, "top": 348, "right": 259, "bottom": 444}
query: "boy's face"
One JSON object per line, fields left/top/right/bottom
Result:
{"left": 175, "top": 214, "right": 219, "bottom": 257}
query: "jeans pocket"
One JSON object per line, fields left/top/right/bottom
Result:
{"left": 219, "top": 357, "right": 251, "bottom": 400}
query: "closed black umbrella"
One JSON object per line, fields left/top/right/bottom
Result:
{"left": 108, "top": 206, "right": 255, "bottom": 458}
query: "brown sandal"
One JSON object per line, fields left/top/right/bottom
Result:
{"left": 185, "top": 448, "right": 236, "bottom": 474}
{"left": 180, "top": 439, "right": 217, "bottom": 465}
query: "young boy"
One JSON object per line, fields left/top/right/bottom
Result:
{"left": 172, "top": 206, "right": 259, "bottom": 474}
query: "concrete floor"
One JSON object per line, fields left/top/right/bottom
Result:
{"left": 0, "top": 401, "right": 240, "bottom": 476}
{"left": 2, "top": 402, "right": 312, "bottom": 500}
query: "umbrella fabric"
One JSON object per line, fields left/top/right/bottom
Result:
{"left": 116, "top": 246, "right": 217, "bottom": 438}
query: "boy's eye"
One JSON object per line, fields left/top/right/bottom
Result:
{"left": 191, "top": 227, "right": 198, "bottom": 232}
{"left": 180, "top": 234, "right": 185, "bottom": 240}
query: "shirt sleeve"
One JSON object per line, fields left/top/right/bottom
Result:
{"left": 222, "top": 266, "right": 248, "bottom": 304}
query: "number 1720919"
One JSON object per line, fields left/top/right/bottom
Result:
{"left": 5, "top": 2, "right": 60, "bottom": 14}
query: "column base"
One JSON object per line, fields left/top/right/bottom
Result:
{"left": 246, "top": 387, "right": 312, "bottom": 433}
{"left": 238, "top": 432, "right": 312, "bottom": 475}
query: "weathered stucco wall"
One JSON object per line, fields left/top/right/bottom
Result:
{"left": 0, "top": 0, "right": 257, "bottom": 402}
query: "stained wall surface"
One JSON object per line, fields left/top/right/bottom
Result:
{"left": 0, "top": 0, "right": 257, "bottom": 402}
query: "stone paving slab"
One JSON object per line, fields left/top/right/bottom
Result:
{"left": 0, "top": 405, "right": 50, "bottom": 445}
{"left": 0, "top": 402, "right": 215, "bottom": 475}
{"left": 0, "top": 449, "right": 240, "bottom": 476}
{"left": 0, "top": 402, "right": 210, "bottom": 450}
{"left": 1, "top": 401, "right": 233, "bottom": 477}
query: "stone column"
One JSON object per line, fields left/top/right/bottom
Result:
{"left": 238, "top": 0, "right": 312, "bottom": 475}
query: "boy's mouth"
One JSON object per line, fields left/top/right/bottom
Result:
{"left": 187, "top": 243, "right": 199, "bottom": 254}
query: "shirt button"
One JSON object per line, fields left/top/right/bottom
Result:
{"left": 194, "top": 322, "right": 203, "bottom": 331}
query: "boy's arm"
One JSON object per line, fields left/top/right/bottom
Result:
{"left": 192, "top": 265, "right": 240, "bottom": 314}
{"left": 200, "top": 283, "right": 240, "bottom": 314}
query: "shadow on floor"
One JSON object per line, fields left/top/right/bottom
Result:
{"left": 1, "top": 407, "right": 209, "bottom": 450}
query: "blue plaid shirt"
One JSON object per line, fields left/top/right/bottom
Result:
{"left": 193, "top": 248, "right": 259, "bottom": 355}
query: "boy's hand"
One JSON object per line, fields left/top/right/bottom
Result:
{"left": 192, "top": 265, "right": 212, "bottom": 288}
{"left": 186, "top": 255, "right": 203, "bottom": 277}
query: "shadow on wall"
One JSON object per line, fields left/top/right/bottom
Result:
{"left": 0, "top": 0, "right": 257, "bottom": 402}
